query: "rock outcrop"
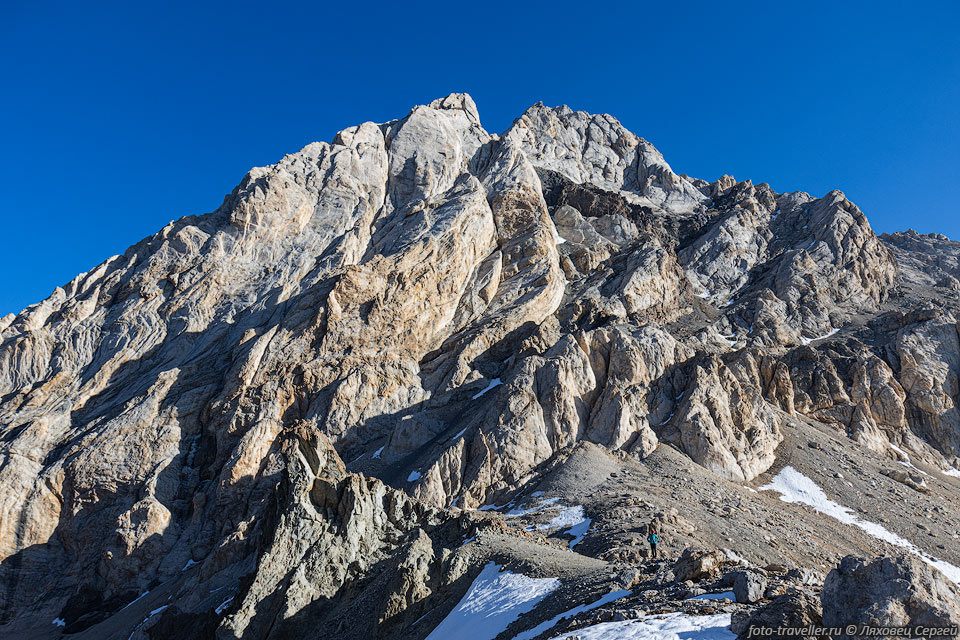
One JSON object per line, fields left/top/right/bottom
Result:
{"left": 822, "top": 555, "right": 960, "bottom": 632}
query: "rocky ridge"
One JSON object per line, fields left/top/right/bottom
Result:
{"left": 0, "top": 94, "right": 958, "bottom": 639}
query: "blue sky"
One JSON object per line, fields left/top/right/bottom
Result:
{"left": 2, "top": 0, "right": 958, "bottom": 316}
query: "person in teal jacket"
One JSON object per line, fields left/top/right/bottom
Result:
{"left": 647, "top": 523, "right": 660, "bottom": 558}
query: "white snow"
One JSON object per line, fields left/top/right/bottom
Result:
{"left": 454, "top": 427, "right": 468, "bottom": 439}
{"left": 472, "top": 378, "right": 502, "bottom": 399}
{"left": 148, "top": 605, "right": 168, "bottom": 618}
{"left": 512, "top": 589, "right": 631, "bottom": 640}
{"left": 800, "top": 327, "right": 839, "bottom": 345}
{"left": 182, "top": 559, "right": 198, "bottom": 571}
{"left": 52, "top": 618, "right": 66, "bottom": 627}
{"left": 565, "top": 518, "right": 592, "bottom": 548}
{"left": 121, "top": 590, "right": 150, "bottom": 611}
{"left": 407, "top": 470, "right": 422, "bottom": 482}
{"left": 689, "top": 590, "right": 735, "bottom": 601}
{"left": 536, "top": 505, "right": 592, "bottom": 547}
{"left": 505, "top": 497, "right": 562, "bottom": 516}
{"left": 760, "top": 466, "right": 960, "bottom": 584}
{"left": 541, "top": 505, "right": 586, "bottom": 529}
{"left": 372, "top": 446, "right": 384, "bottom": 459}
{"left": 943, "top": 468, "right": 960, "bottom": 478}
{"left": 548, "top": 612, "right": 734, "bottom": 640}
{"left": 557, "top": 235, "right": 567, "bottom": 245}
{"left": 719, "top": 334, "right": 738, "bottom": 346}
{"left": 887, "top": 441, "right": 910, "bottom": 461}
{"left": 888, "top": 442, "right": 930, "bottom": 476}
{"left": 215, "top": 597, "right": 234, "bottom": 615}
{"left": 425, "top": 562, "right": 560, "bottom": 640}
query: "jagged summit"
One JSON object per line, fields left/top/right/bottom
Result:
{"left": 1, "top": 95, "right": 959, "bottom": 639}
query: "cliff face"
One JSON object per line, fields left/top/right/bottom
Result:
{"left": 1, "top": 94, "right": 958, "bottom": 639}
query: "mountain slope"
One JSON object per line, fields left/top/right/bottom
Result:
{"left": 1, "top": 94, "right": 958, "bottom": 639}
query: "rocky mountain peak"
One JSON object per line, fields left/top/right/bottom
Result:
{"left": 1, "top": 94, "right": 958, "bottom": 639}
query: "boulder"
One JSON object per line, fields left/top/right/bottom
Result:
{"left": 822, "top": 555, "right": 960, "bottom": 631}
{"left": 673, "top": 547, "right": 727, "bottom": 582}
{"left": 736, "top": 590, "right": 824, "bottom": 640}
{"left": 731, "top": 570, "right": 768, "bottom": 604}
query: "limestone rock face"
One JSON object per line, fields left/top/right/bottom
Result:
{"left": 895, "top": 313, "right": 960, "bottom": 458}
{"left": 503, "top": 103, "right": 706, "bottom": 213}
{"left": 664, "top": 352, "right": 783, "bottom": 482}
{"left": 822, "top": 555, "right": 960, "bottom": 631}
{"left": 0, "top": 93, "right": 958, "bottom": 638}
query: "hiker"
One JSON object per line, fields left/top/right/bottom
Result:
{"left": 647, "top": 522, "right": 660, "bottom": 558}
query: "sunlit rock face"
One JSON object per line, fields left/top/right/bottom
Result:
{"left": 1, "top": 93, "right": 956, "bottom": 640}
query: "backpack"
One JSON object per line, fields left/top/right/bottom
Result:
{"left": 648, "top": 532, "right": 660, "bottom": 544}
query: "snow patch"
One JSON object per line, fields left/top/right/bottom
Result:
{"left": 535, "top": 505, "right": 592, "bottom": 547}
{"left": 565, "top": 518, "right": 592, "bottom": 548}
{"left": 454, "top": 427, "right": 468, "bottom": 439}
{"left": 506, "top": 497, "right": 562, "bottom": 516}
{"left": 121, "top": 590, "right": 150, "bottom": 611}
{"left": 540, "top": 505, "right": 586, "bottom": 529}
{"left": 689, "top": 590, "right": 735, "bottom": 601}
{"left": 182, "top": 559, "right": 198, "bottom": 571}
{"left": 407, "top": 470, "right": 422, "bottom": 482}
{"left": 472, "top": 378, "right": 502, "bottom": 399}
{"left": 147, "top": 605, "right": 168, "bottom": 618}
{"left": 372, "top": 446, "right": 384, "bottom": 459}
{"left": 425, "top": 562, "right": 560, "bottom": 640}
{"left": 888, "top": 443, "right": 930, "bottom": 477}
{"left": 548, "top": 612, "right": 734, "bottom": 640}
{"left": 512, "top": 590, "right": 631, "bottom": 640}
{"left": 800, "top": 327, "right": 839, "bottom": 346}
{"left": 52, "top": 618, "right": 66, "bottom": 627}
{"left": 760, "top": 466, "right": 960, "bottom": 584}
{"left": 943, "top": 468, "right": 960, "bottom": 478}
{"left": 215, "top": 597, "right": 234, "bottom": 615}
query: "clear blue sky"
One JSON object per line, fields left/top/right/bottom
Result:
{"left": 2, "top": 1, "right": 958, "bottom": 316}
